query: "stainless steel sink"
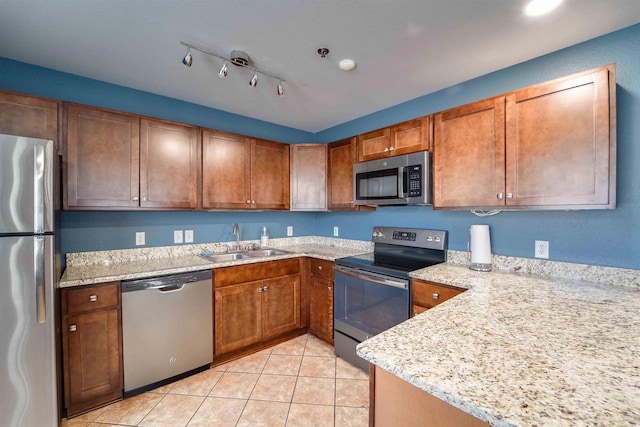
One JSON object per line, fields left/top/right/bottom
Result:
{"left": 245, "top": 249, "right": 291, "bottom": 257}
{"left": 200, "top": 253, "right": 252, "bottom": 262}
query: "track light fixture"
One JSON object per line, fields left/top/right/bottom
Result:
{"left": 180, "top": 41, "right": 285, "bottom": 96}
{"left": 182, "top": 46, "right": 192, "bottom": 67}
{"left": 218, "top": 62, "right": 228, "bottom": 78}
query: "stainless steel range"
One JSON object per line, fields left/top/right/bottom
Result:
{"left": 334, "top": 226, "right": 448, "bottom": 370}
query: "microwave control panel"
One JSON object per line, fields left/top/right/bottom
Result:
{"left": 407, "top": 164, "right": 422, "bottom": 197}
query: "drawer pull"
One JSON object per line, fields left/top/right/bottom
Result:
{"left": 263, "top": 286, "right": 268, "bottom": 292}
{"left": 89, "top": 295, "right": 98, "bottom": 302}
{"left": 497, "top": 193, "right": 503, "bottom": 200}
{"left": 246, "top": 200, "right": 251, "bottom": 204}
{"left": 133, "top": 197, "right": 139, "bottom": 201}
{"left": 328, "top": 286, "right": 332, "bottom": 291}
{"left": 68, "top": 324, "right": 77, "bottom": 332}
{"left": 258, "top": 287, "right": 263, "bottom": 293}
{"left": 432, "top": 293, "right": 439, "bottom": 300}
{"left": 318, "top": 266, "right": 323, "bottom": 270}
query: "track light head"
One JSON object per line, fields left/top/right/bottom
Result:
{"left": 182, "top": 47, "right": 192, "bottom": 67}
{"left": 277, "top": 81, "right": 284, "bottom": 96}
{"left": 218, "top": 62, "right": 228, "bottom": 78}
{"left": 249, "top": 74, "right": 258, "bottom": 87}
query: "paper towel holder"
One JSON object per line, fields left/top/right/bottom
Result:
{"left": 469, "top": 224, "right": 492, "bottom": 272}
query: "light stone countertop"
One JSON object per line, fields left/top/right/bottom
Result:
{"left": 59, "top": 239, "right": 371, "bottom": 288}
{"left": 357, "top": 263, "right": 640, "bottom": 426}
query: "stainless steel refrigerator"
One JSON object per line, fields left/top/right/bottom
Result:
{"left": 0, "top": 134, "right": 59, "bottom": 426}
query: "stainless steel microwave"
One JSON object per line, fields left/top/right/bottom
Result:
{"left": 353, "top": 151, "right": 431, "bottom": 206}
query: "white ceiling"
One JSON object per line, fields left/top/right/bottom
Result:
{"left": 0, "top": 0, "right": 639, "bottom": 133}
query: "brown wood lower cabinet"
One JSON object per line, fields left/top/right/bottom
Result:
{"left": 213, "top": 259, "right": 302, "bottom": 357}
{"left": 61, "top": 282, "right": 123, "bottom": 417}
{"left": 308, "top": 258, "right": 334, "bottom": 344}
{"left": 412, "top": 279, "right": 465, "bottom": 316}
{"left": 370, "top": 365, "right": 489, "bottom": 427}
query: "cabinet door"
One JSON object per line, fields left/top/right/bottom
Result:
{"left": 505, "top": 67, "right": 614, "bottom": 208}
{"left": 309, "top": 276, "right": 333, "bottom": 344}
{"left": 64, "top": 308, "right": 122, "bottom": 415}
{"left": 251, "top": 139, "right": 290, "bottom": 210}
{"left": 390, "top": 116, "right": 430, "bottom": 156}
{"left": 0, "top": 90, "right": 58, "bottom": 142}
{"left": 290, "top": 144, "right": 327, "bottom": 211}
{"left": 357, "top": 128, "right": 390, "bottom": 162}
{"left": 433, "top": 97, "right": 506, "bottom": 209}
{"left": 65, "top": 105, "right": 140, "bottom": 208}
{"left": 140, "top": 119, "right": 199, "bottom": 209}
{"left": 262, "top": 274, "right": 301, "bottom": 340}
{"left": 202, "top": 129, "right": 252, "bottom": 209}
{"left": 328, "top": 138, "right": 358, "bottom": 210}
{"left": 214, "top": 281, "right": 262, "bottom": 355}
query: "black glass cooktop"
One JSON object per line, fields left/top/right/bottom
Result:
{"left": 335, "top": 244, "right": 446, "bottom": 278}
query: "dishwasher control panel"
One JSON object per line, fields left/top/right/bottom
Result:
{"left": 121, "top": 270, "right": 212, "bottom": 292}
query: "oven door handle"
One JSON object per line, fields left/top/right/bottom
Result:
{"left": 335, "top": 266, "right": 408, "bottom": 289}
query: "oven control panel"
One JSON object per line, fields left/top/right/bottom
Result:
{"left": 372, "top": 226, "right": 447, "bottom": 250}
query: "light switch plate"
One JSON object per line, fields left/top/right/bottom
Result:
{"left": 174, "top": 230, "right": 183, "bottom": 244}
{"left": 135, "top": 232, "right": 145, "bottom": 246}
{"left": 287, "top": 226, "right": 293, "bottom": 237}
{"left": 185, "top": 230, "right": 194, "bottom": 243}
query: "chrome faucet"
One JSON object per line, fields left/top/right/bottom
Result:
{"left": 232, "top": 223, "right": 241, "bottom": 251}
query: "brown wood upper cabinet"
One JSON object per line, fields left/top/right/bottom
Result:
{"left": 290, "top": 144, "right": 327, "bottom": 211}
{"left": 0, "top": 89, "right": 59, "bottom": 145}
{"left": 357, "top": 116, "right": 430, "bottom": 162}
{"left": 328, "top": 137, "right": 375, "bottom": 211}
{"left": 434, "top": 64, "right": 616, "bottom": 210}
{"left": 202, "top": 129, "right": 290, "bottom": 210}
{"left": 64, "top": 104, "right": 199, "bottom": 209}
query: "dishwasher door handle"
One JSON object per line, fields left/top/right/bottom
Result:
{"left": 156, "top": 284, "right": 186, "bottom": 293}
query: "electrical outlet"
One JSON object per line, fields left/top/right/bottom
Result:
{"left": 535, "top": 240, "right": 549, "bottom": 259}
{"left": 135, "top": 232, "right": 145, "bottom": 246}
{"left": 174, "top": 230, "right": 183, "bottom": 244}
{"left": 287, "top": 226, "right": 293, "bottom": 237}
{"left": 184, "top": 230, "right": 194, "bottom": 243}
{"left": 333, "top": 226, "right": 339, "bottom": 237}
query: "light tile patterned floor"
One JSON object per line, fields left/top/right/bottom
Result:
{"left": 62, "top": 334, "right": 369, "bottom": 427}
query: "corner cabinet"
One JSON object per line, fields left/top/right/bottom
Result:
{"left": 308, "top": 258, "right": 334, "bottom": 344}
{"left": 411, "top": 279, "right": 465, "bottom": 317}
{"left": 357, "top": 116, "right": 430, "bottom": 162}
{"left": 202, "top": 129, "right": 290, "bottom": 210}
{"left": 434, "top": 64, "right": 616, "bottom": 210}
{"left": 213, "top": 259, "right": 301, "bottom": 357}
{"left": 290, "top": 144, "right": 327, "bottom": 211}
{"left": 61, "top": 282, "right": 123, "bottom": 417}
{"left": 64, "top": 104, "right": 199, "bottom": 210}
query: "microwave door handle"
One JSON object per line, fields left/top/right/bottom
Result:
{"left": 398, "top": 166, "right": 406, "bottom": 197}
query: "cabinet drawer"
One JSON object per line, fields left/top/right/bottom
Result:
{"left": 64, "top": 282, "right": 120, "bottom": 314}
{"left": 309, "top": 258, "right": 334, "bottom": 280}
{"left": 412, "top": 280, "right": 464, "bottom": 311}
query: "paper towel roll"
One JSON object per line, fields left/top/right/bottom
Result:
{"left": 470, "top": 225, "right": 492, "bottom": 265}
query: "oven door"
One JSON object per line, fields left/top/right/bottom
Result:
{"left": 334, "top": 265, "right": 409, "bottom": 342}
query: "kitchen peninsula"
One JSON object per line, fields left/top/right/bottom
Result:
{"left": 358, "top": 263, "right": 640, "bottom": 426}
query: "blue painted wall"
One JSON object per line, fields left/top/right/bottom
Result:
{"left": 1, "top": 24, "right": 639, "bottom": 270}
{"left": 315, "top": 23, "right": 640, "bottom": 270}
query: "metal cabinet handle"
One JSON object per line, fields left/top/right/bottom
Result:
{"left": 384, "top": 147, "right": 389, "bottom": 152}
{"left": 497, "top": 193, "right": 503, "bottom": 200}
{"left": 89, "top": 295, "right": 98, "bottom": 302}
{"left": 252, "top": 200, "right": 256, "bottom": 204}
{"left": 258, "top": 287, "right": 263, "bottom": 293}
{"left": 318, "top": 266, "right": 323, "bottom": 270}
{"left": 141, "top": 197, "right": 147, "bottom": 201}
{"left": 506, "top": 193, "right": 513, "bottom": 199}
{"left": 328, "top": 286, "right": 332, "bottom": 291}
{"left": 388, "top": 146, "right": 394, "bottom": 151}
{"left": 69, "top": 324, "right": 77, "bottom": 332}
{"left": 432, "top": 293, "right": 439, "bottom": 300}
{"left": 263, "top": 286, "right": 268, "bottom": 291}
{"left": 246, "top": 200, "right": 251, "bottom": 204}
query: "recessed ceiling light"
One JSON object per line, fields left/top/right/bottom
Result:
{"left": 339, "top": 59, "right": 356, "bottom": 71}
{"left": 523, "top": 0, "right": 562, "bottom": 16}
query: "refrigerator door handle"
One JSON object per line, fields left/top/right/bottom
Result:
{"left": 34, "top": 236, "right": 46, "bottom": 323}
{"left": 33, "top": 144, "right": 45, "bottom": 234}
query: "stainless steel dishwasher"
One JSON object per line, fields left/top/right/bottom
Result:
{"left": 121, "top": 269, "right": 213, "bottom": 397}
